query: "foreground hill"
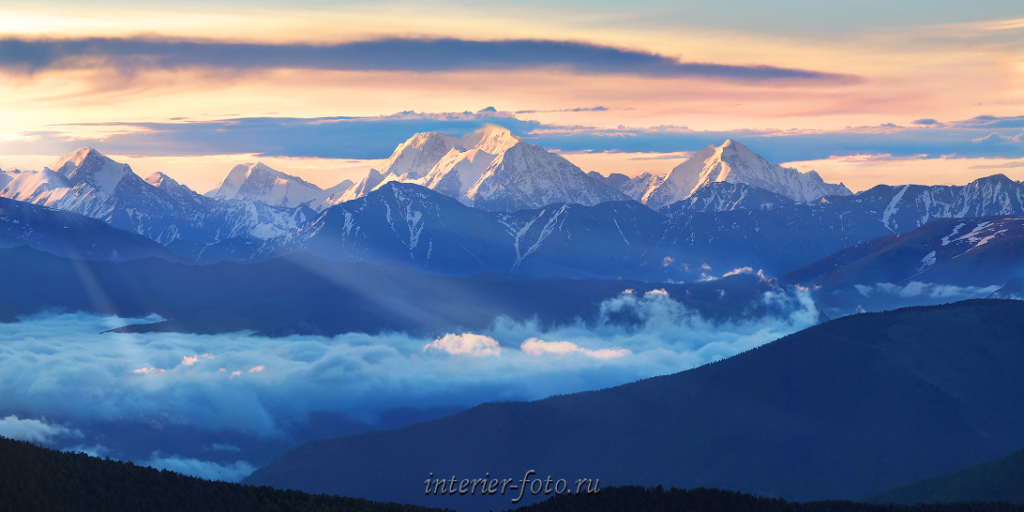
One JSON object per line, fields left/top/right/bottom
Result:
{"left": 3, "top": 435, "right": 1017, "bottom": 512}
{"left": 0, "top": 436, "right": 444, "bottom": 512}
{"left": 513, "top": 485, "right": 1024, "bottom": 512}
{"left": 870, "top": 447, "right": 1024, "bottom": 505}
{"left": 246, "top": 300, "right": 1024, "bottom": 510}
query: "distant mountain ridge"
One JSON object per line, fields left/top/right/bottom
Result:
{"left": 4, "top": 144, "right": 1024, "bottom": 287}
{"left": 353, "top": 136, "right": 850, "bottom": 213}
{"left": 627, "top": 173, "right": 1024, "bottom": 281}
{"left": 782, "top": 216, "right": 1024, "bottom": 316}
{"left": 0, "top": 195, "right": 176, "bottom": 261}
{"left": 786, "top": 216, "right": 1024, "bottom": 288}
{"left": 333, "top": 125, "right": 631, "bottom": 212}
{"left": 182, "top": 182, "right": 668, "bottom": 276}
{"left": 169, "top": 174, "right": 1024, "bottom": 286}
{"left": 633, "top": 140, "right": 852, "bottom": 209}
{"left": 205, "top": 161, "right": 331, "bottom": 209}
{"left": 0, "top": 148, "right": 313, "bottom": 243}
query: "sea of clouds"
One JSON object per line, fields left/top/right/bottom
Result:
{"left": 0, "top": 287, "right": 818, "bottom": 481}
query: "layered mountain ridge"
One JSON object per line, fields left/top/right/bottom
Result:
{"left": 344, "top": 125, "right": 631, "bottom": 211}
{"left": 0, "top": 148, "right": 312, "bottom": 244}
{"left": 629, "top": 140, "right": 853, "bottom": 209}
{"left": 782, "top": 215, "right": 1024, "bottom": 315}
{"left": 206, "top": 161, "right": 331, "bottom": 209}
{"left": 3, "top": 139, "right": 1024, "bottom": 291}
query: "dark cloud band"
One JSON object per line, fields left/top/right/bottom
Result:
{"left": 0, "top": 36, "right": 858, "bottom": 83}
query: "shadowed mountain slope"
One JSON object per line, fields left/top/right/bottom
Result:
{"left": 870, "top": 446, "right": 1024, "bottom": 504}
{"left": 246, "top": 300, "right": 1024, "bottom": 510}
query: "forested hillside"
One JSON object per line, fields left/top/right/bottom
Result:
{"left": 0, "top": 436, "right": 449, "bottom": 512}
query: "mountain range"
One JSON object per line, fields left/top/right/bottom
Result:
{"left": 352, "top": 125, "right": 631, "bottom": 211}
{"left": 175, "top": 177, "right": 1024, "bottom": 292}
{"left": 784, "top": 216, "right": 1024, "bottom": 315}
{"left": 205, "top": 161, "right": 353, "bottom": 210}
{"left": 0, "top": 195, "right": 176, "bottom": 261}
{"left": 5, "top": 128, "right": 1024, "bottom": 508}
{"left": 3, "top": 132, "right": 1024, "bottom": 295}
{"left": 627, "top": 139, "right": 852, "bottom": 209}
{"left": 0, "top": 148, "right": 313, "bottom": 244}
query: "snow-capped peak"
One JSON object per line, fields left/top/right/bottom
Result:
{"left": 340, "top": 125, "right": 628, "bottom": 211}
{"left": 378, "top": 131, "right": 463, "bottom": 178}
{"left": 376, "top": 125, "right": 525, "bottom": 182}
{"left": 52, "top": 147, "right": 100, "bottom": 170}
{"left": 144, "top": 171, "right": 176, "bottom": 188}
{"left": 640, "top": 140, "right": 851, "bottom": 210}
{"left": 460, "top": 124, "right": 523, "bottom": 155}
{"left": 50, "top": 147, "right": 131, "bottom": 194}
{"left": 205, "top": 162, "right": 325, "bottom": 208}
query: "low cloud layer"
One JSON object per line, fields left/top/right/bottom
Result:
{"left": 854, "top": 282, "right": 1002, "bottom": 299}
{"left": 520, "top": 338, "right": 631, "bottom": 359}
{"left": 143, "top": 453, "right": 256, "bottom": 482}
{"left": 0, "top": 289, "right": 818, "bottom": 443}
{"left": 0, "top": 415, "right": 80, "bottom": 443}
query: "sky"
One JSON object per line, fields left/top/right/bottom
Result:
{"left": 0, "top": 0, "right": 1023, "bottom": 192}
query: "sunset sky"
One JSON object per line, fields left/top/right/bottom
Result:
{"left": 1, "top": 0, "right": 1022, "bottom": 193}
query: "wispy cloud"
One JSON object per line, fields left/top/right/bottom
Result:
{"left": 143, "top": 452, "right": 256, "bottom": 482}
{"left": 970, "top": 160, "right": 1024, "bottom": 169}
{"left": 515, "top": 106, "right": 609, "bottom": 114}
{"left": 520, "top": 338, "right": 631, "bottom": 359}
{"left": 972, "top": 131, "right": 1024, "bottom": 145}
{"left": 853, "top": 282, "right": 1001, "bottom": 299}
{"left": 0, "top": 37, "right": 858, "bottom": 84}
{"left": 0, "top": 415, "right": 81, "bottom": 443}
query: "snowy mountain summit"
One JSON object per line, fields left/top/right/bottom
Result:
{"left": 206, "top": 162, "right": 326, "bottom": 209}
{"left": 340, "top": 125, "right": 628, "bottom": 212}
{"left": 1, "top": 147, "right": 131, "bottom": 210}
{"left": 51, "top": 147, "right": 133, "bottom": 194}
{"left": 0, "top": 148, "right": 314, "bottom": 243}
{"left": 640, "top": 140, "right": 852, "bottom": 210}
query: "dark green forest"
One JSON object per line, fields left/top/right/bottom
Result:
{"left": 0, "top": 436, "right": 448, "bottom": 512}
{"left": 510, "top": 485, "right": 1024, "bottom": 512}
{"left": 870, "top": 446, "right": 1024, "bottom": 504}
{"left": 3, "top": 435, "right": 1024, "bottom": 512}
